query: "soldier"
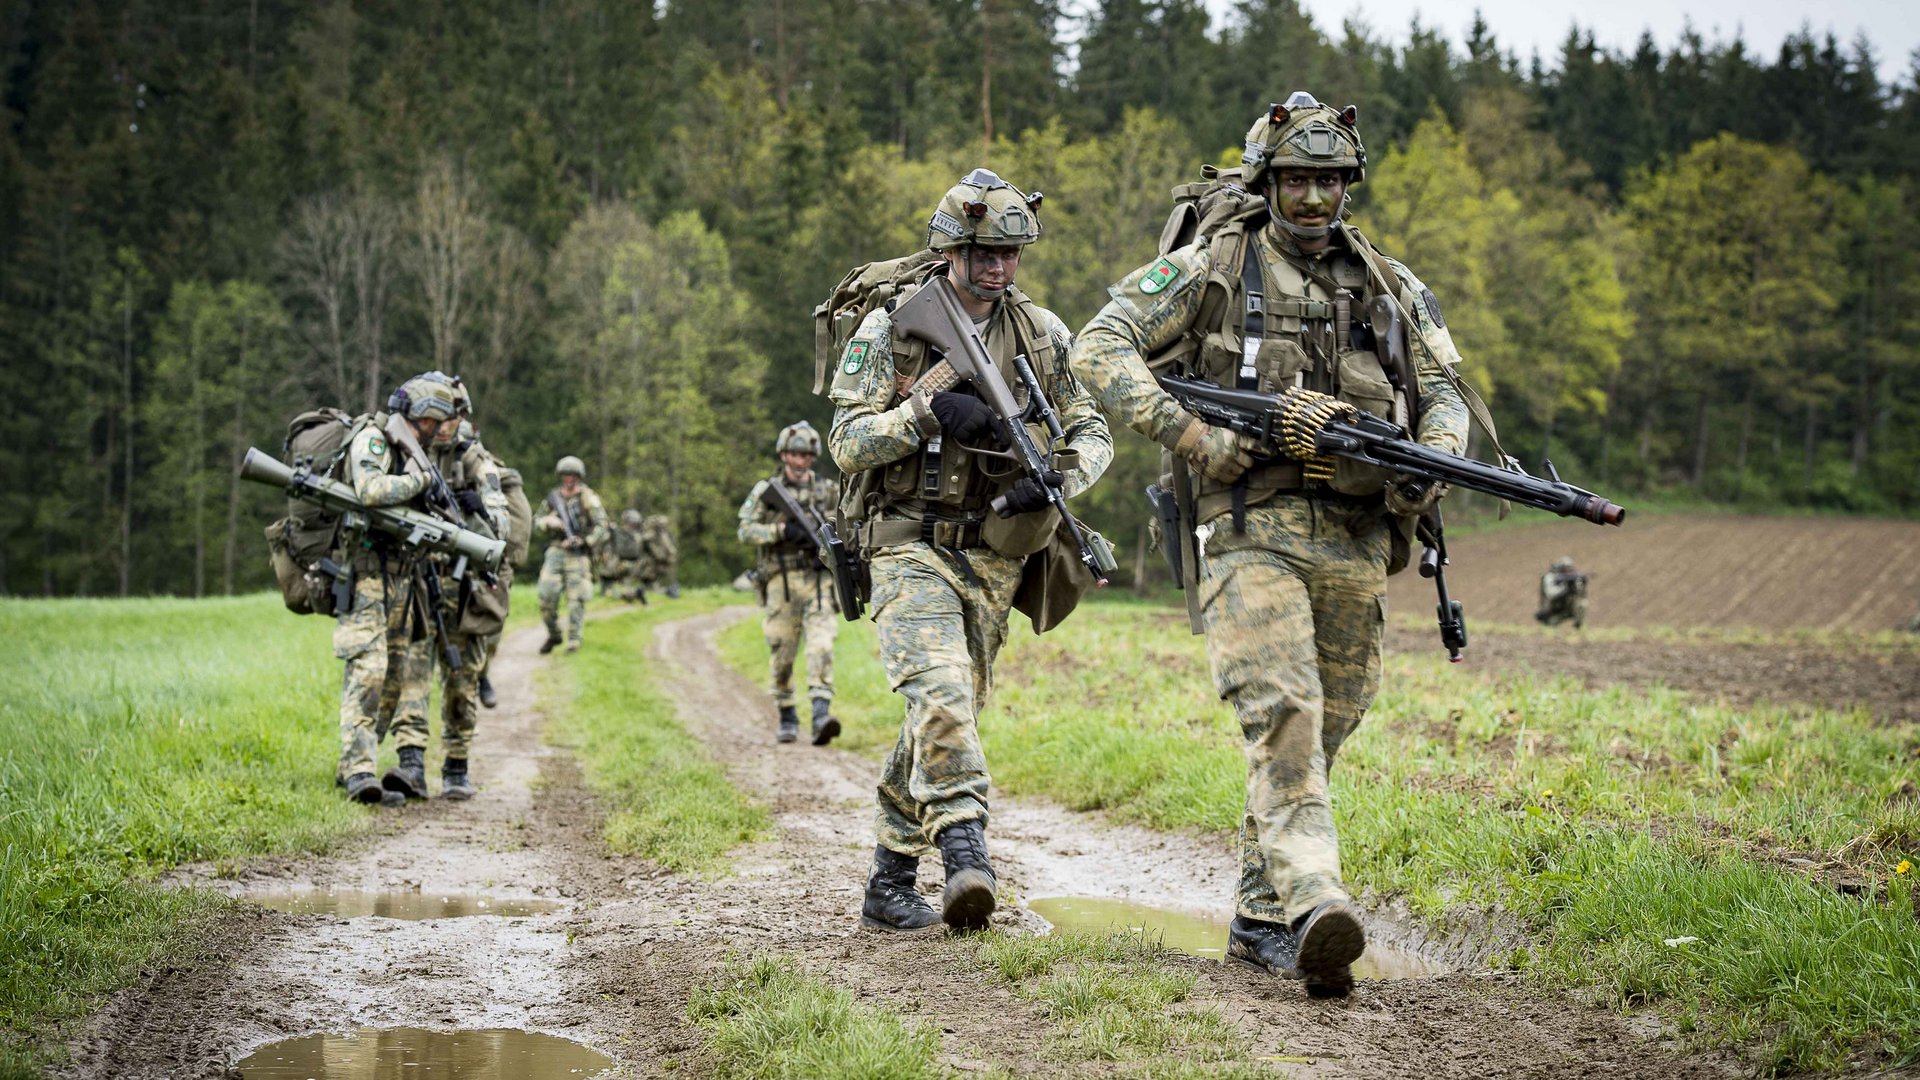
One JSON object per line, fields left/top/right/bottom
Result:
{"left": 478, "top": 459, "right": 533, "bottom": 708}
{"left": 391, "top": 408, "right": 511, "bottom": 801}
{"left": 1067, "top": 94, "right": 1469, "bottom": 996}
{"left": 637, "top": 513, "right": 681, "bottom": 599}
{"left": 828, "top": 169, "right": 1113, "bottom": 933}
{"left": 334, "top": 372, "right": 464, "bottom": 806}
{"left": 738, "top": 421, "right": 842, "bottom": 746}
{"left": 599, "top": 510, "right": 648, "bottom": 600}
{"left": 1536, "top": 556, "right": 1588, "bottom": 629}
{"left": 536, "top": 456, "right": 610, "bottom": 653}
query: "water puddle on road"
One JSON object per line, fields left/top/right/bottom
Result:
{"left": 248, "top": 889, "right": 563, "bottom": 920}
{"left": 235, "top": 1028, "right": 611, "bottom": 1078}
{"left": 1028, "top": 895, "right": 1447, "bottom": 979}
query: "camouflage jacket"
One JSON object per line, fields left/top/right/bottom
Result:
{"left": 739, "top": 470, "right": 838, "bottom": 573}
{"left": 538, "top": 485, "right": 610, "bottom": 554}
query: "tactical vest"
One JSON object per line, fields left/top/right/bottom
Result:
{"left": 758, "top": 473, "right": 836, "bottom": 574}
{"left": 544, "top": 487, "right": 597, "bottom": 553}
{"left": 867, "top": 282, "right": 1063, "bottom": 531}
{"left": 431, "top": 439, "right": 500, "bottom": 541}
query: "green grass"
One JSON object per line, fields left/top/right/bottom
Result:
{"left": 688, "top": 955, "right": 947, "bottom": 1079}
{"left": 721, "top": 598, "right": 1920, "bottom": 1071}
{"left": 543, "top": 589, "right": 769, "bottom": 873}
{"left": 0, "top": 594, "right": 382, "bottom": 1075}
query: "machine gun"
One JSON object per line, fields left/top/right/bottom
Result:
{"left": 1156, "top": 377, "right": 1626, "bottom": 658}
{"left": 240, "top": 448, "right": 506, "bottom": 571}
{"left": 760, "top": 477, "right": 865, "bottom": 623}
{"left": 889, "top": 281, "right": 1118, "bottom": 585}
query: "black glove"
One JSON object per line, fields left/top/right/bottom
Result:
{"left": 782, "top": 519, "right": 815, "bottom": 546}
{"left": 455, "top": 489, "right": 486, "bottom": 514}
{"left": 999, "top": 470, "right": 1064, "bottom": 515}
{"left": 929, "top": 391, "right": 999, "bottom": 444}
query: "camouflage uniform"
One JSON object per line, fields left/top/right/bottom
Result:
{"left": 1536, "top": 558, "right": 1588, "bottom": 628}
{"left": 738, "top": 470, "right": 841, "bottom": 709}
{"left": 1068, "top": 97, "right": 1469, "bottom": 928}
{"left": 636, "top": 515, "right": 679, "bottom": 594}
{"left": 334, "top": 418, "right": 433, "bottom": 781}
{"left": 536, "top": 464, "right": 610, "bottom": 650}
{"left": 829, "top": 273, "right": 1112, "bottom": 855}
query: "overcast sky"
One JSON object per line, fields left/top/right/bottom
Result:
{"left": 1192, "top": 0, "right": 1919, "bottom": 84}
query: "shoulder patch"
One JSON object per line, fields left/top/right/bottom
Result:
{"left": 1138, "top": 257, "right": 1182, "bottom": 295}
{"left": 842, "top": 339, "right": 872, "bottom": 375}
{"left": 1421, "top": 288, "right": 1445, "bottom": 329}
{"left": 367, "top": 435, "right": 387, "bottom": 457}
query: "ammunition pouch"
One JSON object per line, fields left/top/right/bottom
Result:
{"left": 456, "top": 573, "right": 510, "bottom": 637}
{"left": 1012, "top": 521, "right": 1102, "bottom": 635}
{"left": 267, "top": 517, "right": 350, "bottom": 616}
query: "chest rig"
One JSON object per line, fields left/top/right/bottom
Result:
{"left": 1178, "top": 224, "right": 1417, "bottom": 521}
{"left": 874, "top": 285, "right": 1061, "bottom": 529}
{"left": 760, "top": 473, "right": 835, "bottom": 571}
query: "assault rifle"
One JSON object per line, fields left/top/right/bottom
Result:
{"left": 1159, "top": 376, "right": 1628, "bottom": 526}
{"left": 239, "top": 448, "right": 506, "bottom": 572}
{"left": 546, "top": 491, "right": 586, "bottom": 551}
{"left": 890, "top": 281, "right": 1118, "bottom": 585}
{"left": 759, "top": 477, "right": 865, "bottom": 623}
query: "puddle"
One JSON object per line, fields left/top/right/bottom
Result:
{"left": 1028, "top": 895, "right": 1448, "bottom": 979}
{"left": 248, "top": 889, "right": 563, "bottom": 920}
{"left": 235, "top": 1028, "right": 611, "bottom": 1078}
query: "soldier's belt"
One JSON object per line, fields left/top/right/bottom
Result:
{"left": 862, "top": 517, "right": 986, "bottom": 551}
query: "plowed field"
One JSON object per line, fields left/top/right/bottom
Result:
{"left": 1385, "top": 512, "right": 1920, "bottom": 724}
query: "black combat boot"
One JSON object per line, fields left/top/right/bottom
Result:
{"left": 1292, "top": 900, "right": 1366, "bottom": 998}
{"left": 934, "top": 820, "right": 996, "bottom": 930}
{"left": 441, "top": 757, "right": 476, "bottom": 801}
{"left": 776, "top": 705, "right": 800, "bottom": 743}
{"left": 478, "top": 674, "right": 498, "bottom": 709}
{"left": 860, "top": 846, "right": 940, "bottom": 932}
{"left": 810, "top": 698, "right": 841, "bottom": 746}
{"left": 382, "top": 746, "right": 430, "bottom": 800}
{"left": 1227, "top": 915, "right": 1300, "bottom": 976}
{"left": 345, "top": 771, "right": 398, "bottom": 806}
{"left": 540, "top": 628, "right": 562, "bottom": 654}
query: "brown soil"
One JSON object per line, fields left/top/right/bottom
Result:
{"left": 1385, "top": 513, "right": 1920, "bottom": 633}
{"left": 60, "top": 607, "right": 1745, "bottom": 1080}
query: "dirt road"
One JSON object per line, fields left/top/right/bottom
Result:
{"left": 61, "top": 607, "right": 1741, "bottom": 1079}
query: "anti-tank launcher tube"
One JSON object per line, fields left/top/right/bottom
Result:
{"left": 239, "top": 447, "right": 506, "bottom": 572}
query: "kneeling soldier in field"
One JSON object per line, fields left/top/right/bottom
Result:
{"left": 536, "top": 455, "right": 609, "bottom": 654}
{"left": 738, "top": 421, "right": 841, "bottom": 746}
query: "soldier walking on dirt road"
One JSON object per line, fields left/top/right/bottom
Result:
{"left": 536, "top": 456, "right": 609, "bottom": 654}
{"left": 1068, "top": 95, "right": 1471, "bottom": 996}
{"left": 738, "top": 422, "right": 842, "bottom": 746}
{"left": 828, "top": 169, "right": 1113, "bottom": 933}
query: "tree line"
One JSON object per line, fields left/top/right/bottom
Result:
{"left": 3, "top": 0, "right": 1916, "bottom": 595}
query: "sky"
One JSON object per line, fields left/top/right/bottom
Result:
{"left": 1195, "top": 0, "right": 1920, "bottom": 85}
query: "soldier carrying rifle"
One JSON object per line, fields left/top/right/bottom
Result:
{"left": 536, "top": 456, "right": 609, "bottom": 654}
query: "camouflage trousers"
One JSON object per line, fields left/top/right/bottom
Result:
{"left": 334, "top": 563, "right": 432, "bottom": 779}
{"left": 761, "top": 567, "right": 837, "bottom": 707}
{"left": 868, "top": 541, "right": 1026, "bottom": 856}
{"left": 480, "top": 565, "right": 514, "bottom": 683}
{"left": 537, "top": 547, "right": 592, "bottom": 645}
{"left": 1196, "top": 496, "right": 1389, "bottom": 925}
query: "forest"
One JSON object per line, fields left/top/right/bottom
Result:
{"left": 3, "top": 0, "right": 1917, "bottom": 595}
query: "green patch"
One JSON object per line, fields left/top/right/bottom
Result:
{"left": 1138, "top": 258, "right": 1181, "bottom": 295}
{"left": 841, "top": 339, "right": 871, "bottom": 375}
{"left": 367, "top": 434, "right": 387, "bottom": 456}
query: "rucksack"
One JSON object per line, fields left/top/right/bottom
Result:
{"left": 611, "top": 526, "right": 644, "bottom": 560}
{"left": 811, "top": 248, "right": 944, "bottom": 395}
{"left": 497, "top": 464, "right": 533, "bottom": 569}
{"left": 265, "top": 407, "right": 375, "bottom": 615}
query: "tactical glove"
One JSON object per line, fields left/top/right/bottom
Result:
{"left": 998, "top": 470, "right": 1064, "bottom": 515}
{"left": 782, "top": 519, "right": 815, "bottom": 546}
{"left": 455, "top": 489, "right": 487, "bottom": 514}
{"left": 1384, "top": 476, "right": 1448, "bottom": 517}
{"left": 1176, "top": 420, "right": 1254, "bottom": 485}
{"left": 929, "top": 392, "right": 999, "bottom": 445}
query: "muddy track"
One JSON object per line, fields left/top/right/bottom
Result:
{"left": 62, "top": 607, "right": 1744, "bottom": 1079}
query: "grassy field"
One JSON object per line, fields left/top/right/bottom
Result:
{"left": 541, "top": 591, "right": 769, "bottom": 873}
{"left": 0, "top": 593, "right": 375, "bottom": 1075}
{"left": 718, "top": 597, "right": 1920, "bottom": 1071}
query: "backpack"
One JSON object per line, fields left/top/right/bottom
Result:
{"left": 265, "top": 407, "right": 375, "bottom": 615}
{"left": 497, "top": 465, "right": 533, "bottom": 569}
{"left": 811, "top": 248, "right": 944, "bottom": 395}
{"left": 611, "top": 526, "right": 644, "bottom": 560}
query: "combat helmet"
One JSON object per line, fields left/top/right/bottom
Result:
{"left": 1241, "top": 91, "right": 1366, "bottom": 237}
{"left": 621, "top": 509, "right": 644, "bottom": 526}
{"left": 1551, "top": 556, "right": 1575, "bottom": 573}
{"left": 388, "top": 371, "right": 462, "bottom": 423}
{"left": 927, "top": 169, "right": 1044, "bottom": 301}
{"left": 555, "top": 455, "right": 586, "bottom": 479}
{"left": 775, "top": 420, "right": 822, "bottom": 457}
